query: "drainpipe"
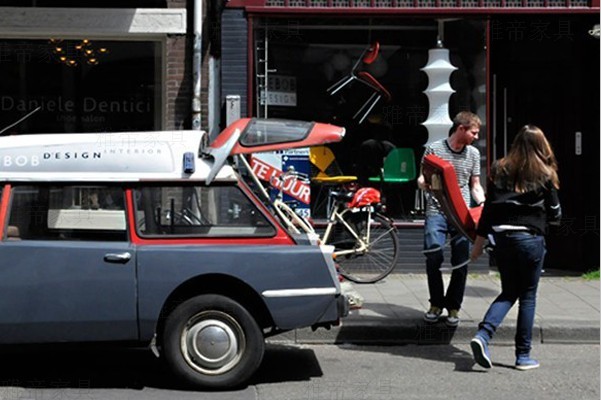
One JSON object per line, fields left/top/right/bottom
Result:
{"left": 191, "top": 0, "right": 203, "bottom": 130}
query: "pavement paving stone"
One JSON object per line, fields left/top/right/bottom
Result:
{"left": 268, "top": 271, "right": 600, "bottom": 346}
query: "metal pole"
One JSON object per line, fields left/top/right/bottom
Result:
{"left": 191, "top": 0, "right": 203, "bottom": 130}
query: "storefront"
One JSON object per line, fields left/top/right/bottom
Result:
{"left": 220, "top": 1, "right": 600, "bottom": 271}
{"left": 0, "top": 1, "right": 188, "bottom": 134}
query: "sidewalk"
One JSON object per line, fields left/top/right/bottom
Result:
{"left": 269, "top": 271, "right": 600, "bottom": 345}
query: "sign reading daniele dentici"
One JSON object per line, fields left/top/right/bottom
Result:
{"left": 1, "top": 96, "right": 151, "bottom": 114}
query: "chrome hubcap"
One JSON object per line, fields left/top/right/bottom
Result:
{"left": 181, "top": 311, "right": 245, "bottom": 375}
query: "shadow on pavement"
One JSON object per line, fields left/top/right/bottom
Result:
{"left": 0, "top": 344, "right": 173, "bottom": 390}
{"left": 336, "top": 302, "right": 464, "bottom": 345}
{"left": 335, "top": 343, "right": 478, "bottom": 373}
{"left": 0, "top": 343, "right": 322, "bottom": 391}
{"left": 251, "top": 344, "right": 323, "bottom": 384}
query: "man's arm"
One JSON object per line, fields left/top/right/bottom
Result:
{"left": 470, "top": 175, "right": 486, "bottom": 205}
{"left": 417, "top": 146, "right": 433, "bottom": 191}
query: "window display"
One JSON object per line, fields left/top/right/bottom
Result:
{"left": 0, "top": 39, "right": 160, "bottom": 134}
{"left": 252, "top": 18, "right": 487, "bottom": 219}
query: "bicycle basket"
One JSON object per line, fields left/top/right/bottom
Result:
{"left": 347, "top": 187, "right": 381, "bottom": 208}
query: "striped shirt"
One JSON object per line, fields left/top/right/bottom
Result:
{"left": 422, "top": 139, "right": 481, "bottom": 216}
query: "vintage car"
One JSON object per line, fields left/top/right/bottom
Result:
{"left": 0, "top": 118, "right": 348, "bottom": 389}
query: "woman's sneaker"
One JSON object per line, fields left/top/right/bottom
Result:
{"left": 423, "top": 306, "right": 442, "bottom": 323}
{"left": 470, "top": 335, "right": 493, "bottom": 369}
{"left": 515, "top": 356, "right": 540, "bottom": 371}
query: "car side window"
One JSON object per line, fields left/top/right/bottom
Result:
{"left": 7, "top": 185, "right": 127, "bottom": 241}
{"left": 134, "top": 185, "right": 275, "bottom": 237}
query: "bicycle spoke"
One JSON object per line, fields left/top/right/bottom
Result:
{"left": 335, "top": 212, "right": 399, "bottom": 283}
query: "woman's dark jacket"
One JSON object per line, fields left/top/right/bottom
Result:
{"left": 476, "top": 162, "right": 562, "bottom": 236}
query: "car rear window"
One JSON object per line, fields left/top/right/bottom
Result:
{"left": 7, "top": 185, "right": 127, "bottom": 241}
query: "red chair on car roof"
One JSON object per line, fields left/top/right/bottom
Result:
{"left": 421, "top": 154, "right": 483, "bottom": 242}
{"left": 327, "top": 41, "right": 392, "bottom": 124}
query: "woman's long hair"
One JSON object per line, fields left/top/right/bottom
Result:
{"left": 494, "top": 125, "right": 560, "bottom": 192}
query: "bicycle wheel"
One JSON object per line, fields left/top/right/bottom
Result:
{"left": 334, "top": 211, "right": 399, "bottom": 283}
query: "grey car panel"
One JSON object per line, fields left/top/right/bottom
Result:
{"left": 136, "top": 244, "right": 339, "bottom": 339}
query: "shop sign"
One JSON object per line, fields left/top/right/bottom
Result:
{"left": 259, "top": 75, "right": 297, "bottom": 107}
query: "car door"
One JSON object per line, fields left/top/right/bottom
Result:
{"left": 0, "top": 184, "right": 138, "bottom": 344}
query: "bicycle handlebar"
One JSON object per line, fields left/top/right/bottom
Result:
{"left": 270, "top": 166, "right": 310, "bottom": 189}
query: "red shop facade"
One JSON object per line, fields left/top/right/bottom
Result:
{"left": 219, "top": 0, "right": 600, "bottom": 272}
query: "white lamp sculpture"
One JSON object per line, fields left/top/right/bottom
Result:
{"left": 421, "top": 38, "right": 457, "bottom": 144}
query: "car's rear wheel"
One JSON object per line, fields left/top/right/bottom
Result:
{"left": 162, "top": 294, "right": 264, "bottom": 389}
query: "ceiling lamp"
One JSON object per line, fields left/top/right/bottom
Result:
{"left": 48, "top": 38, "right": 109, "bottom": 67}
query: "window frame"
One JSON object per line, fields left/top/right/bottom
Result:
{"left": 131, "top": 182, "right": 278, "bottom": 239}
{"left": 5, "top": 183, "right": 129, "bottom": 242}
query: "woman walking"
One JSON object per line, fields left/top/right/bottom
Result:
{"left": 470, "top": 125, "right": 562, "bottom": 371}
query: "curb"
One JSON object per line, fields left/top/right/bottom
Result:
{"left": 267, "top": 321, "right": 600, "bottom": 346}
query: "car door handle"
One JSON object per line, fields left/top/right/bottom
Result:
{"left": 104, "top": 252, "right": 132, "bottom": 264}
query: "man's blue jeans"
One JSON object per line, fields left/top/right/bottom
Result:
{"left": 423, "top": 213, "right": 470, "bottom": 311}
{"left": 477, "top": 232, "right": 546, "bottom": 357}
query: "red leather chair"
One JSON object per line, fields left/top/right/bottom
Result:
{"left": 327, "top": 42, "right": 392, "bottom": 124}
{"left": 421, "top": 154, "right": 482, "bottom": 242}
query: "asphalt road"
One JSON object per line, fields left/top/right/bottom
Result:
{"left": 0, "top": 343, "right": 598, "bottom": 400}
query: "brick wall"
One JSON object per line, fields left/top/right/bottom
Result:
{"left": 165, "top": 0, "right": 210, "bottom": 131}
{"left": 165, "top": 34, "right": 193, "bottom": 130}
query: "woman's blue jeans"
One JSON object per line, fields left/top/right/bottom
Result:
{"left": 424, "top": 213, "right": 470, "bottom": 311}
{"left": 477, "top": 232, "right": 546, "bottom": 357}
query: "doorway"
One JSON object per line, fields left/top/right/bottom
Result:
{"left": 491, "top": 14, "right": 600, "bottom": 271}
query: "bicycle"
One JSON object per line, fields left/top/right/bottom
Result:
{"left": 238, "top": 155, "right": 399, "bottom": 283}
{"left": 318, "top": 184, "right": 400, "bottom": 283}
{"left": 242, "top": 156, "right": 399, "bottom": 284}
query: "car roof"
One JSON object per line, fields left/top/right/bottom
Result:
{"left": 0, "top": 130, "right": 237, "bottom": 183}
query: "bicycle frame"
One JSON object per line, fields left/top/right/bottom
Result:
{"left": 237, "top": 154, "right": 392, "bottom": 262}
{"left": 322, "top": 202, "right": 374, "bottom": 257}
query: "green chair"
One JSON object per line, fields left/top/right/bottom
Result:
{"left": 368, "top": 147, "right": 416, "bottom": 184}
{"left": 368, "top": 147, "right": 416, "bottom": 217}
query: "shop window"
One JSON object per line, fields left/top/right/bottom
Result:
{"left": 134, "top": 185, "right": 275, "bottom": 238}
{"left": 8, "top": 185, "right": 127, "bottom": 241}
{"left": 0, "top": 39, "right": 160, "bottom": 134}
{"left": 252, "top": 18, "right": 486, "bottom": 219}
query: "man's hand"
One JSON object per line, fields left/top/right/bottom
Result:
{"left": 470, "top": 235, "right": 486, "bottom": 262}
{"left": 417, "top": 174, "right": 430, "bottom": 191}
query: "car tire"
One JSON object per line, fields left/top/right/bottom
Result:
{"left": 162, "top": 294, "right": 265, "bottom": 389}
